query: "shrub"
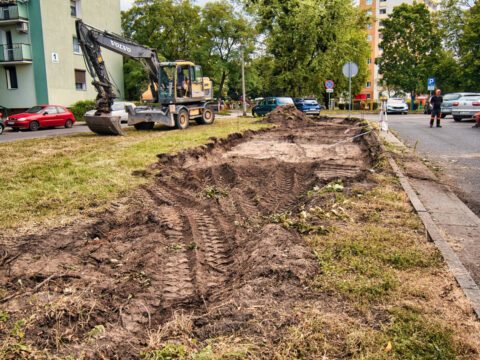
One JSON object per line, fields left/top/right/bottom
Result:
{"left": 353, "top": 101, "right": 361, "bottom": 110}
{"left": 338, "top": 103, "right": 345, "bottom": 110}
{"left": 69, "top": 100, "right": 95, "bottom": 122}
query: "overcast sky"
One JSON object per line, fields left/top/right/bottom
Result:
{"left": 120, "top": 0, "right": 210, "bottom": 11}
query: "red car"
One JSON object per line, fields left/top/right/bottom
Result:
{"left": 6, "top": 105, "right": 75, "bottom": 131}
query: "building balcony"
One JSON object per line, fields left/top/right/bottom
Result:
{"left": 0, "top": 43, "right": 32, "bottom": 64}
{"left": 0, "top": 2, "right": 29, "bottom": 25}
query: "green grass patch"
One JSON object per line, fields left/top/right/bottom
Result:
{"left": 0, "top": 118, "right": 271, "bottom": 230}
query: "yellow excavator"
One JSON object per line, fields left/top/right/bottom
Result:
{"left": 76, "top": 20, "right": 215, "bottom": 135}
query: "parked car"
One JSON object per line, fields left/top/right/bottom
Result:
{"left": 294, "top": 98, "right": 321, "bottom": 115}
{"left": 452, "top": 95, "right": 480, "bottom": 122}
{"left": 441, "top": 93, "right": 480, "bottom": 118}
{"left": 0, "top": 117, "right": 4, "bottom": 135}
{"left": 252, "top": 97, "right": 294, "bottom": 117}
{"left": 5, "top": 105, "right": 75, "bottom": 131}
{"left": 386, "top": 98, "right": 408, "bottom": 114}
{"left": 84, "top": 101, "right": 136, "bottom": 123}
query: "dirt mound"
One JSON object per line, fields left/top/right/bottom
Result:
{"left": 261, "top": 104, "right": 315, "bottom": 127}
{"left": 0, "top": 123, "right": 378, "bottom": 358}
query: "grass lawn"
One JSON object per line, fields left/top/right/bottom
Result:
{"left": 0, "top": 118, "right": 271, "bottom": 232}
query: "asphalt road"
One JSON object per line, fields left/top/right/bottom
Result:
{"left": 0, "top": 123, "right": 94, "bottom": 143}
{"left": 363, "top": 113, "right": 480, "bottom": 216}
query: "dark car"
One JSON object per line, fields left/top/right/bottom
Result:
{"left": 0, "top": 117, "right": 4, "bottom": 135}
{"left": 6, "top": 105, "right": 75, "bottom": 131}
{"left": 294, "top": 98, "right": 321, "bottom": 115}
{"left": 252, "top": 97, "right": 294, "bottom": 117}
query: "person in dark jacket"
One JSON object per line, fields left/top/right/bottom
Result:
{"left": 430, "top": 89, "right": 443, "bottom": 128}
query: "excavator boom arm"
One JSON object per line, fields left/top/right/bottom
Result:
{"left": 75, "top": 20, "right": 161, "bottom": 112}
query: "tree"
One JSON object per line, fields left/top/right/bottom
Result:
{"left": 458, "top": 2, "right": 480, "bottom": 91}
{"left": 376, "top": 3, "right": 442, "bottom": 104}
{"left": 244, "top": 0, "right": 370, "bottom": 99}
{"left": 197, "top": 2, "right": 257, "bottom": 99}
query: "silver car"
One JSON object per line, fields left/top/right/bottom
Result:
{"left": 441, "top": 93, "right": 480, "bottom": 118}
{"left": 452, "top": 95, "right": 480, "bottom": 122}
{"left": 386, "top": 98, "right": 408, "bottom": 114}
{"left": 85, "top": 101, "right": 136, "bottom": 123}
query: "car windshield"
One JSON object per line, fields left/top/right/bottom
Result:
{"left": 26, "top": 106, "right": 46, "bottom": 114}
{"left": 304, "top": 100, "right": 318, "bottom": 105}
{"left": 278, "top": 97, "right": 294, "bottom": 105}
{"left": 387, "top": 99, "right": 404, "bottom": 104}
{"left": 444, "top": 94, "right": 461, "bottom": 101}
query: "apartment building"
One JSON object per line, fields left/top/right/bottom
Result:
{"left": 0, "top": 0, "right": 124, "bottom": 111}
{"left": 359, "top": 0, "right": 438, "bottom": 100}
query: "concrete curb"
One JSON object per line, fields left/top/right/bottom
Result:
{"left": 376, "top": 131, "right": 480, "bottom": 319}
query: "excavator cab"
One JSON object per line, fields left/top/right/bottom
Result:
{"left": 142, "top": 62, "right": 212, "bottom": 103}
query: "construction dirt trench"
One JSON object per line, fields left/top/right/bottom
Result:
{"left": 0, "top": 107, "right": 381, "bottom": 358}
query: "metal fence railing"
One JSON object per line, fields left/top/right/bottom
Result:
{"left": 0, "top": 44, "right": 32, "bottom": 62}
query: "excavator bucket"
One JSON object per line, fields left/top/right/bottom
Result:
{"left": 84, "top": 114, "right": 126, "bottom": 136}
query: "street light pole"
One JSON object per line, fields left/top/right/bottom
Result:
{"left": 241, "top": 49, "right": 247, "bottom": 117}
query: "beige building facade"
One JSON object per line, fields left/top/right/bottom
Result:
{"left": 359, "top": 0, "right": 438, "bottom": 100}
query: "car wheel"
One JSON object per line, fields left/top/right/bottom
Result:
{"left": 0, "top": 125, "right": 3, "bottom": 135}
{"left": 65, "top": 119, "right": 73, "bottom": 128}
{"left": 174, "top": 109, "right": 189, "bottom": 130}
{"left": 252, "top": 110, "right": 256, "bottom": 117}
{"left": 29, "top": 121, "right": 39, "bottom": 131}
{"left": 453, "top": 116, "right": 462, "bottom": 122}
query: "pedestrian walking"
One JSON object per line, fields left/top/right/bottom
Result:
{"left": 430, "top": 89, "right": 443, "bottom": 128}
{"left": 473, "top": 112, "right": 480, "bottom": 128}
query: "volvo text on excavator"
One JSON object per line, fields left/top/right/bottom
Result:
{"left": 75, "top": 20, "right": 215, "bottom": 135}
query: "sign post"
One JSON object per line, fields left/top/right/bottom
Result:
{"left": 342, "top": 62, "right": 358, "bottom": 117}
{"left": 427, "top": 77, "right": 435, "bottom": 104}
{"left": 325, "top": 80, "right": 334, "bottom": 110}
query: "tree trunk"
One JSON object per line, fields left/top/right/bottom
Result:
{"left": 411, "top": 90, "right": 415, "bottom": 111}
{"left": 217, "top": 71, "right": 227, "bottom": 100}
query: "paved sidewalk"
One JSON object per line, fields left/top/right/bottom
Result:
{"left": 380, "top": 130, "right": 480, "bottom": 317}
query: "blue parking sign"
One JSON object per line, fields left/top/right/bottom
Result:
{"left": 428, "top": 77, "right": 436, "bottom": 90}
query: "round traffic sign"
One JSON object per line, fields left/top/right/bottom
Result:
{"left": 325, "top": 80, "right": 334, "bottom": 89}
{"left": 342, "top": 62, "right": 358, "bottom": 78}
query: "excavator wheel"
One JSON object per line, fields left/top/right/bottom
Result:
{"left": 196, "top": 108, "right": 215, "bottom": 125}
{"left": 175, "top": 109, "right": 189, "bottom": 130}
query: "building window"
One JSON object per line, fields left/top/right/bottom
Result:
{"left": 70, "top": 0, "right": 81, "bottom": 18}
{"left": 5, "top": 66, "right": 18, "bottom": 90}
{"left": 367, "top": 93, "right": 371, "bottom": 99}
{"left": 366, "top": 0, "right": 373, "bottom": 5}
{"left": 366, "top": 10, "right": 372, "bottom": 16}
{"left": 366, "top": 23, "right": 372, "bottom": 29}
{"left": 366, "top": 81, "right": 371, "bottom": 88}
{"left": 367, "top": 58, "right": 372, "bottom": 65}
{"left": 367, "top": 35, "right": 372, "bottom": 41}
{"left": 379, "top": 21, "right": 384, "bottom": 28}
{"left": 75, "top": 69, "right": 86, "bottom": 90}
{"left": 73, "top": 37, "right": 81, "bottom": 54}
{"left": 379, "top": 8, "right": 387, "bottom": 14}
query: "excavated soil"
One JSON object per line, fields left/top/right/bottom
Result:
{"left": 0, "top": 112, "right": 380, "bottom": 358}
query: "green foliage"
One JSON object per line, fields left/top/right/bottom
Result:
{"left": 246, "top": 0, "right": 370, "bottom": 98}
{"left": 122, "top": 1, "right": 256, "bottom": 100}
{"left": 200, "top": 185, "right": 229, "bottom": 200}
{"left": 459, "top": 2, "right": 480, "bottom": 91}
{"left": 376, "top": 3, "right": 442, "bottom": 95}
{"left": 68, "top": 100, "right": 95, "bottom": 122}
